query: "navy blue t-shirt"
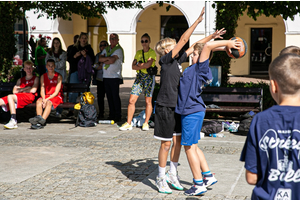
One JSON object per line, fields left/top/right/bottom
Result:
{"left": 156, "top": 50, "right": 187, "bottom": 107}
{"left": 240, "top": 105, "right": 300, "bottom": 200}
{"left": 175, "top": 59, "right": 212, "bottom": 115}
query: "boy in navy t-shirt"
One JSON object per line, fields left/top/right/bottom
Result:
{"left": 240, "top": 53, "right": 300, "bottom": 200}
{"left": 176, "top": 39, "right": 241, "bottom": 196}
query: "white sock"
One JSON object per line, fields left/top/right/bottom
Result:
{"left": 169, "top": 161, "right": 178, "bottom": 174}
{"left": 158, "top": 166, "right": 166, "bottom": 178}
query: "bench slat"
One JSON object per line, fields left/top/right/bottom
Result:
{"left": 206, "top": 106, "right": 260, "bottom": 112}
{"left": 202, "top": 87, "right": 262, "bottom": 93}
{"left": 202, "top": 94, "right": 261, "bottom": 103}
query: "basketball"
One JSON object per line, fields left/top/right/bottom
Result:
{"left": 226, "top": 37, "right": 248, "bottom": 59}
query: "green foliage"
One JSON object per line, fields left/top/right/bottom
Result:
{"left": 7, "top": 65, "right": 23, "bottom": 83}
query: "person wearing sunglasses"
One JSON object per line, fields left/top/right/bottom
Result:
{"left": 119, "top": 33, "right": 156, "bottom": 131}
{"left": 94, "top": 40, "right": 109, "bottom": 119}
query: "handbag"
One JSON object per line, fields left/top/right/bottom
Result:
{"left": 142, "top": 50, "right": 157, "bottom": 76}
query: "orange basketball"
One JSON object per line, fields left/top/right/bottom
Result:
{"left": 226, "top": 37, "right": 248, "bottom": 59}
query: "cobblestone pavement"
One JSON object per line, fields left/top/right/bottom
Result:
{"left": 0, "top": 79, "right": 255, "bottom": 200}
{"left": 0, "top": 122, "right": 253, "bottom": 200}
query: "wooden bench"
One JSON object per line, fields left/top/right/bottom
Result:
{"left": 0, "top": 82, "right": 89, "bottom": 109}
{"left": 201, "top": 87, "right": 263, "bottom": 113}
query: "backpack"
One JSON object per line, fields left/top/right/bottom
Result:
{"left": 75, "top": 92, "right": 97, "bottom": 127}
{"left": 76, "top": 104, "right": 97, "bottom": 127}
{"left": 238, "top": 111, "right": 256, "bottom": 132}
{"left": 201, "top": 120, "right": 223, "bottom": 136}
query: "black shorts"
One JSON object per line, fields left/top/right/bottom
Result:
{"left": 154, "top": 104, "right": 181, "bottom": 141}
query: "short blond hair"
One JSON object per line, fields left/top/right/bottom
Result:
{"left": 269, "top": 53, "right": 300, "bottom": 95}
{"left": 23, "top": 60, "right": 34, "bottom": 67}
{"left": 155, "top": 37, "right": 176, "bottom": 56}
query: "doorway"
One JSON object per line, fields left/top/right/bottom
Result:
{"left": 250, "top": 28, "right": 272, "bottom": 74}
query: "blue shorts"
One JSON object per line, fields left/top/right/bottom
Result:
{"left": 181, "top": 111, "right": 205, "bottom": 146}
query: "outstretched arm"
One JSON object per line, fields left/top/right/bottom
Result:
{"left": 186, "top": 28, "right": 226, "bottom": 56}
{"left": 171, "top": 6, "right": 205, "bottom": 58}
{"left": 200, "top": 40, "right": 241, "bottom": 62}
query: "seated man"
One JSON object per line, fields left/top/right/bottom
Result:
{"left": 29, "top": 59, "right": 63, "bottom": 129}
{"left": 0, "top": 60, "right": 39, "bottom": 129}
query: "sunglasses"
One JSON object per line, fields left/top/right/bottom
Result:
{"left": 100, "top": 44, "right": 107, "bottom": 47}
{"left": 141, "top": 40, "right": 149, "bottom": 43}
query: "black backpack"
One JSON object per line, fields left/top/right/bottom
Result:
{"left": 75, "top": 92, "right": 97, "bottom": 127}
{"left": 76, "top": 104, "right": 97, "bottom": 127}
{"left": 201, "top": 120, "right": 223, "bottom": 136}
{"left": 238, "top": 111, "right": 256, "bottom": 132}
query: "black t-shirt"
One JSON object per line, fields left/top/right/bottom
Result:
{"left": 156, "top": 50, "right": 187, "bottom": 107}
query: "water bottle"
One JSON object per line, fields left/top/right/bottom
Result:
{"left": 98, "top": 120, "right": 114, "bottom": 124}
{"left": 209, "top": 133, "right": 224, "bottom": 137}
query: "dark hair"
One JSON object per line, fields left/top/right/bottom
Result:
{"left": 141, "top": 33, "right": 150, "bottom": 41}
{"left": 73, "top": 35, "right": 79, "bottom": 44}
{"left": 46, "top": 59, "right": 55, "bottom": 64}
{"left": 48, "top": 37, "right": 63, "bottom": 56}
{"left": 99, "top": 40, "right": 109, "bottom": 49}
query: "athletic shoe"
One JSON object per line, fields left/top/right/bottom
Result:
{"left": 29, "top": 115, "right": 44, "bottom": 125}
{"left": 184, "top": 184, "right": 207, "bottom": 196}
{"left": 142, "top": 123, "right": 149, "bottom": 131}
{"left": 119, "top": 122, "right": 132, "bottom": 131}
{"left": 4, "top": 118, "right": 18, "bottom": 129}
{"left": 155, "top": 176, "right": 172, "bottom": 194}
{"left": 31, "top": 123, "right": 45, "bottom": 130}
{"left": 203, "top": 174, "right": 218, "bottom": 187}
{"left": 166, "top": 171, "right": 184, "bottom": 190}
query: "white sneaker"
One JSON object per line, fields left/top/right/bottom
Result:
{"left": 203, "top": 174, "right": 218, "bottom": 187}
{"left": 184, "top": 184, "right": 207, "bottom": 196}
{"left": 4, "top": 118, "right": 18, "bottom": 129}
{"left": 119, "top": 122, "right": 133, "bottom": 131}
{"left": 156, "top": 175, "right": 172, "bottom": 194}
{"left": 166, "top": 171, "right": 184, "bottom": 190}
{"left": 142, "top": 123, "right": 149, "bottom": 131}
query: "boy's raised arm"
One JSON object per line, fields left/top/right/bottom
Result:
{"left": 172, "top": 6, "right": 205, "bottom": 58}
{"left": 199, "top": 40, "right": 241, "bottom": 62}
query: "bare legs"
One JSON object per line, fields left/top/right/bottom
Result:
{"left": 36, "top": 98, "right": 52, "bottom": 120}
{"left": 158, "top": 140, "right": 172, "bottom": 168}
{"left": 7, "top": 95, "right": 17, "bottom": 115}
{"left": 126, "top": 94, "right": 152, "bottom": 125}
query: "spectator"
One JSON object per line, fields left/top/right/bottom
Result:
{"left": 35, "top": 37, "right": 47, "bottom": 76}
{"left": 119, "top": 33, "right": 156, "bottom": 131}
{"left": 45, "top": 37, "right": 67, "bottom": 118}
{"left": 99, "top": 33, "right": 124, "bottom": 122}
{"left": 0, "top": 60, "right": 39, "bottom": 129}
{"left": 29, "top": 59, "right": 63, "bottom": 129}
{"left": 45, "top": 37, "right": 67, "bottom": 83}
{"left": 67, "top": 35, "right": 79, "bottom": 60}
{"left": 67, "top": 32, "right": 95, "bottom": 117}
{"left": 94, "top": 40, "right": 108, "bottom": 119}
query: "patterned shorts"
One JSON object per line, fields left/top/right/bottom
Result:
{"left": 131, "top": 73, "right": 155, "bottom": 97}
